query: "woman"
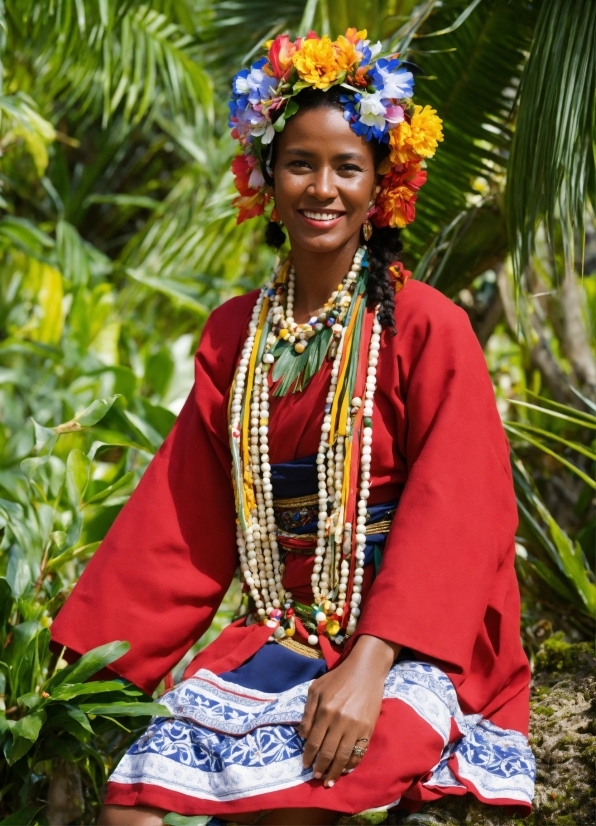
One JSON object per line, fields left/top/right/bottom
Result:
{"left": 51, "top": 30, "right": 535, "bottom": 826}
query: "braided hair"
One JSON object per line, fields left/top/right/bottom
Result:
{"left": 261, "top": 87, "right": 401, "bottom": 333}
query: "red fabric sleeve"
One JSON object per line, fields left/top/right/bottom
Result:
{"left": 351, "top": 281, "right": 519, "bottom": 677}
{"left": 50, "top": 294, "right": 257, "bottom": 694}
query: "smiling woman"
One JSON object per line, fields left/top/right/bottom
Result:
{"left": 51, "top": 28, "right": 535, "bottom": 826}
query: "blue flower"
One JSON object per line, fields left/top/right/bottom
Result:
{"left": 232, "top": 57, "right": 278, "bottom": 106}
{"left": 356, "top": 38, "right": 382, "bottom": 66}
{"left": 369, "top": 58, "right": 414, "bottom": 100}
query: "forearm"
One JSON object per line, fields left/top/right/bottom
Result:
{"left": 345, "top": 633, "right": 401, "bottom": 679}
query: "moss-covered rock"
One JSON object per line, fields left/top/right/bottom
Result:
{"left": 340, "top": 636, "right": 595, "bottom": 826}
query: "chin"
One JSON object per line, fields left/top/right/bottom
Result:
{"left": 289, "top": 229, "right": 359, "bottom": 254}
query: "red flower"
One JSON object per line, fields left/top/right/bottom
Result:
{"left": 231, "top": 154, "right": 270, "bottom": 224}
{"left": 267, "top": 31, "right": 319, "bottom": 81}
{"left": 268, "top": 35, "right": 298, "bottom": 81}
{"left": 371, "top": 162, "right": 427, "bottom": 229}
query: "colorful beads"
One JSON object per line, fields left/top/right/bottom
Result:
{"left": 228, "top": 246, "right": 380, "bottom": 646}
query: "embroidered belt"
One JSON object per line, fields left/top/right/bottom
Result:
{"left": 273, "top": 493, "right": 319, "bottom": 531}
{"left": 273, "top": 491, "right": 396, "bottom": 538}
{"left": 275, "top": 510, "right": 396, "bottom": 554}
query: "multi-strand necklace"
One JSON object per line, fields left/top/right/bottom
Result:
{"left": 229, "top": 246, "right": 381, "bottom": 646}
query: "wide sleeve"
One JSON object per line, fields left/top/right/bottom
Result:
{"left": 50, "top": 297, "right": 254, "bottom": 695}
{"left": 351, "top": 281, "right": 519, "bottom": 677}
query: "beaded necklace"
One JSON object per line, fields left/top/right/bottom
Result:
{"left": 229, "top": 246, "right": 381, "bottom": 646}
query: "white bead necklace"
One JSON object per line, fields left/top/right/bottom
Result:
{"left": 229, "top": 246, "right": 381, "bottom": 644}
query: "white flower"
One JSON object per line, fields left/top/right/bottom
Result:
{"left": 358, "top": 91, "right": 387, "bottom": 130}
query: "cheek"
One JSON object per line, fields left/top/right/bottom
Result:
{"left": 274, "top": 171, "right": 307, "bottom": 206}
{"left": 341, "top": 179, "right": 375, "bottom": 218}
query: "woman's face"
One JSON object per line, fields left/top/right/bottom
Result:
{"left": 272, "top": 106, "right": 377, "bottom": 254}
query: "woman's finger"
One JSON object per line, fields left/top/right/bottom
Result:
{"left": 323, "top": 733, "right": 359, "bottom": 786}
{"left": 301, "top": 715, "right": 329, "bottom": 769}
{"left": 311, "top": 726, "right": 343, "bottom": 780}
{"left": 298, "top": 686, "right": 320, "bottom": 740}
{"left": 341, "top": 736, "right": 370, "bottom": 774}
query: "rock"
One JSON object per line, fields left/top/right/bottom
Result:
{"left": 340, "top": 636, "right": 595, "bottom": 825}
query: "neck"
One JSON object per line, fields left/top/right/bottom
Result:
{"left": 289, "top": 237, "right": 361, "bottom": 323}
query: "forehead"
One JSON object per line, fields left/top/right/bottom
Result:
{"left": 276, "top": 106, "right": 374, "bottom": 162}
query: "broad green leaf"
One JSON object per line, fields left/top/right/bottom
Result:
{"left": 6, "top": 549, "right": 31, "bottom": 598}
{"left": 45, "top": 641, "right": 130, "bottom": 691}
{"left": 46, "top": 541, "right": 101, "bottom": 572}
{"left": 10, "top": 708, "right": 47, "bottom": 742}
{"left": 65, "top": 704, "right": 94, "bottom": 734}
{"left": 65, "top": 449, "right": 91, "bottom": 509}
{"left": 75, "top": 395, "right": 121, "bottom": 428}
{"left": 83, "top": 471, "right": 135, "bottom": 506}
{"left": 49, "top": 679, "right": 140, "bottom": 702}
{"left": 79, "top": 701, "right": 171, "bottom": 717}
{"left": 17, "top": 693, "right": 42, "bottom": 710}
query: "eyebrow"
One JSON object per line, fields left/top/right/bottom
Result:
{"left": 283, "top": 148, "right": 367, "bottom": 163}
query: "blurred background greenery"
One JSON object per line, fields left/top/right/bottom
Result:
{"left": 0, "top": 0, "right": 594, "bottom": 822}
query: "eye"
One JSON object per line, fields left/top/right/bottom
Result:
{"left": 338, "top": 163, "right": 363, "bottom": 173}
{"left": 287, "top": 160, "right": 311, "bottom": 169}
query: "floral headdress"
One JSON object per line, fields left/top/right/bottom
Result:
{"left": 229, "top": 29, "right": 443, "bottom": 229}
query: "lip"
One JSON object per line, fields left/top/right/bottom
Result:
{"left": 297, "top": 208, "right": 346, "bottom": 229}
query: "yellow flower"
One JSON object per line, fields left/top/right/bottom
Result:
{"left": 334, "top": 35, "right": 360, "bottom": 72}
{"left": 292, "top": 35, "right": 341, "bottom": 89}
{"left": 389, "top": 105, "right": 444, "bottom": 164}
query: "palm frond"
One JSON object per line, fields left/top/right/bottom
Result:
{"left": 399, "top": 0, "right": 537, "bottom": 282}
{"left": 6, "top": 1, "right": 213, "bottom": 126}
{"left": 506, "top": 0, "right": 596, "bottom": 280}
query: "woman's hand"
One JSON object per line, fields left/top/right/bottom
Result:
{"left": 298, "top": 634, "right": 400, "bottom": 787}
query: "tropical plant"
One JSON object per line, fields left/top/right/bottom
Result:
{"left": 0, "top": 0, "right": 594, "bottom": 822}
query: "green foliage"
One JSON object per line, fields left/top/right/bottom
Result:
{"left": 0, "top": 0, "right": 594, "bottom": 822}
{"left": 507, "top": 0, "right": 596, "bottom": 277}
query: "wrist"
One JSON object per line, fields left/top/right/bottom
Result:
{"left": 347, "top": 634, "right": 401, "bottom": 677}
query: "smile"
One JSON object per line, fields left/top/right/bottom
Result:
{"left": 298, "top": 209, "right": 345, "bottom": 227}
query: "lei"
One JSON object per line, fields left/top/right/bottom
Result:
{"left": 228, "top": 28, "right": 443, "bottom": 229}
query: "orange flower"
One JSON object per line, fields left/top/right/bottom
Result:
{"left": 389, "top": 105, "right": 444, "bottom": 164}
{"left": 334, "top": 34, "right": 360, "bottom": 73}
{"left": 372, "top": 162, "right": 427, "bottom": 229}
{"left": 344, "top": 27, "right": 367, "bottom": 45}
{"left": 232, "top": 154, "right": 270, "bottom": 224}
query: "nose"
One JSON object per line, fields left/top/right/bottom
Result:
{"left": 308, "top": 166, "right": 337, "bottom": 202}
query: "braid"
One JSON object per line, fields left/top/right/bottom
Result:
{"left": 266, "top": 220, "right": 286, "bottom": 249}
{"left": 366, "top": 225, "right": 402, "bottom": 334}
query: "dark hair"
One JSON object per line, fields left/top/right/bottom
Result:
{"left": 262, "top": 86, "right": 401, "bottom": 332}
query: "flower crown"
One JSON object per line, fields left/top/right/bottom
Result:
{"left": 229, "top": 28, "right": 443, "bottom": 229}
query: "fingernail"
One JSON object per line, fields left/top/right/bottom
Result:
{"left": 326, "top": 780, "right": 335, "bottom": 788}
{"left": 314, "top": 772, "right": 322, "bottom": 779}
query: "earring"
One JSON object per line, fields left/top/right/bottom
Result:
{"left": 362, "top": 219, "right": 373, "bottom": 242}
{"left": 271, "top": 205, "right": 281, "bottom": 223}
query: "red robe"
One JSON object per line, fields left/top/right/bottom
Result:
{"left": 51, "top": 279, "right": 531, "bottom": 809}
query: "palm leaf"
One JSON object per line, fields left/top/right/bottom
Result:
{"left": 506, "top": 0, "right": 596, "bottom": 280}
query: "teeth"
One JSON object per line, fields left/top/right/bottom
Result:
{"left": 303, "top": 211, "right": 342, "bottom": 221}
